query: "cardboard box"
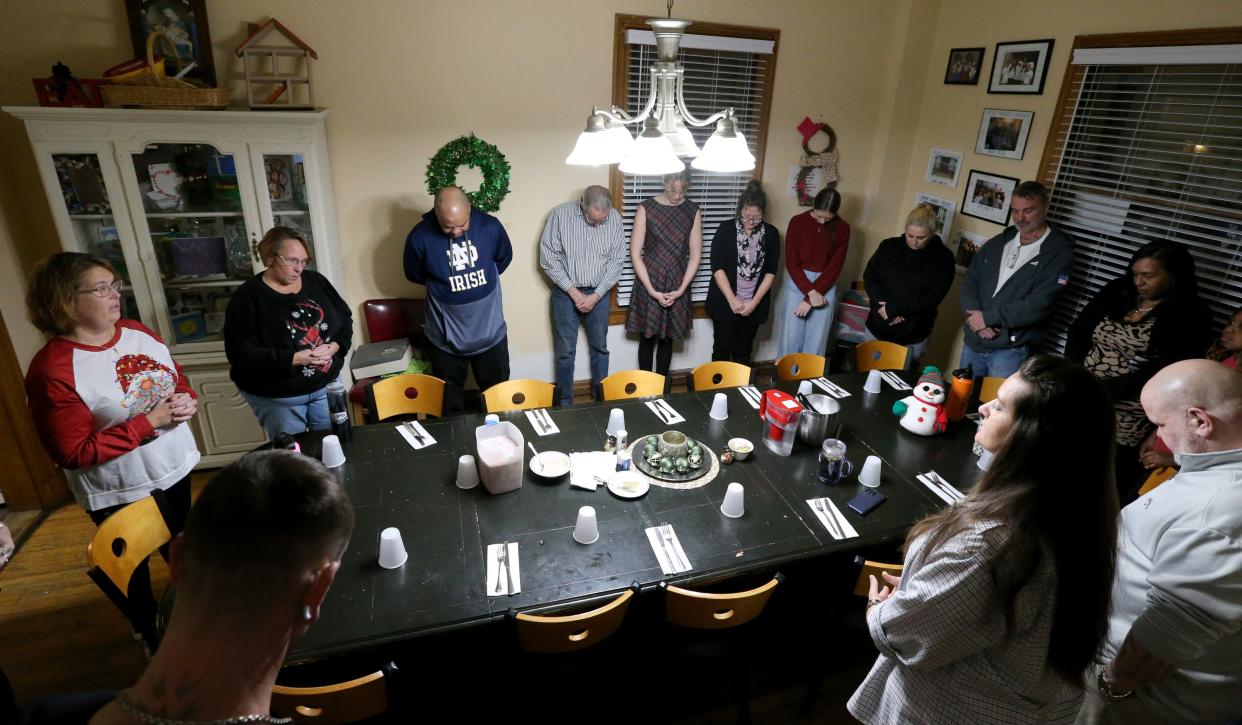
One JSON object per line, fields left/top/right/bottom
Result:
{"left": 835, "top": 290, "right": 871, "bottom": 343}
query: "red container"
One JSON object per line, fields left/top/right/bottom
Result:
{"left": 758, "top": 389, "right": 803, "bottom": 456}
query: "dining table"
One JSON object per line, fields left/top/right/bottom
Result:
{"left": 286, "top": 370, "right": 986, "bottom": 665}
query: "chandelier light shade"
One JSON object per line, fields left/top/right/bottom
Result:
{"left": 567, "top": 7, "right": 752, "bottom": 175}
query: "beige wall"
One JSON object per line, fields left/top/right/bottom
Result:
{"left": 1, "top": 0, "right": 1240, "bottom": 378}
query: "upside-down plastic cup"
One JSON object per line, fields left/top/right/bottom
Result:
{"left": 378, "top": 527, "right": 408, "bottom": 569}
{"left": 859, "top": 455, "right": 882, "bottom": 487}
{"left": 606, "top": 409, "right": 626, "bottom": 437}
{"left": 321, "top": 434, "right": 346, "bottom": 468}
{"left": 456, "top": 454, "right": 480, "bottom": 489}
{"left": 863, "top": 370, "right": 884, "bottom": 394}
{"left": 709, "top": 392, "right": 729, "bottom": 420}
{"left": 797, "top": 380, "right": 813, "bottom": 396}
{"left": 573, "top": 506, "right": 599, "bottom": 545}
{"left": 721, "top": 482, "right": 745, "bottom": 518}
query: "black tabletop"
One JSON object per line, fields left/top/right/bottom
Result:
{"left": 287, "top": 371, "right": 984, "bottom": 664}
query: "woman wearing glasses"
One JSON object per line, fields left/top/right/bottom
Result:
{"left": 224, "top": 227, "right": 352, "bottom": 437}
{"left": 24, "top": 252, "right": 200, "bottom": 648}
{"left": 705, "top": 180, "right": 781, "bottom": 364}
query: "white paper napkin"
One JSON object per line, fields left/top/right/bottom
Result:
{"left": 569, "top": 451, "right": 617, "bottom": 490}
{"left": 524, "top": 408, "right": 560, "bottom": 436}
{"left": 812, "top": 377, "right": 852, "bottom": 399}
{"left": 917, "top": 471, "right": 965, "bottom": 504}
{"left": 806, "top": 497, "right": 859, "bottom": 540}
{"left": 880, "top": 371, "right": 912, "bottom": 390}
{"left": 486, "top": 542, "right": 521, "bottom": 596}
{"left": 645, "top": 525, "right": 692, "bottom": 574}
{"left": 738, "top": 386, "right": 762, "bottom": 409}
{"left": 646, "top": 399, "right": 685, "bottom": 424}
{"left": 395, "top": 420, "right": 437, "bottom": 450}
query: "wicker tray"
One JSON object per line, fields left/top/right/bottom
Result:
{"left": 101, "top": 32, "right": 229, "bottom": 110}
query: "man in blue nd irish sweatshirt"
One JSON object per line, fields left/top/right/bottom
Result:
{"left": 403, "top": 186, "right": 513, "bottom": 413}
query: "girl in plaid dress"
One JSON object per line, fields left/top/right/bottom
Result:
{"left": 626, "top": 169, "right": 703, "bottom": 378}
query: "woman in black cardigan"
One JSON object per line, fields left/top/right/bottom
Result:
{"left": 706, "top": 180, "right": 781, "bottom": 364}
{"left": 1065, "top": 239, "right": 1212, "bottom": 498}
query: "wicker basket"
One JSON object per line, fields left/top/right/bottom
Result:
{"left": 101, "top": 32, "right": 229, "bottom": 110}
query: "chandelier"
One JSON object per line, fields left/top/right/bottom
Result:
{"left": 566, "top": 3, "right": 756, "bottom": 175}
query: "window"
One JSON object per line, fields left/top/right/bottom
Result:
{"left": 1036, "top": 29, "right": 1242, "bottom": 353}
{"left": 608, "top": 15, "right": 779, "bottom": 322}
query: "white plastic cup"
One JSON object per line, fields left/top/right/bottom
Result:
{"left": 863, "top": 370, "right": 884, "bottom": 394}
{"left": 859, "top": 455, "right": 882, "bottom": 487}
{"left": 606, "top": 408, "right": 626, "bottom": 437}
{"left": 721, "top": 482, "right": 745, "bottom": 518}
{"left": 573, "top": 505, "right": 599, "bottom": 545}
{"left": 797, "top": 380, "right": 813, "bottom": 396}
{"left": 321, "top": 434, "right": 346, "bottom": 468}
{"left": 977, "top": 448, "right": 994, "bottom": 471}
{"left": 378, "top": 527, "right": 408, "bottom": 569}
{"left": 456, "top": 454, "right": 480, "bottom": 489}
{"left": 709, "top": 392, "right": 729, "bottom": 420}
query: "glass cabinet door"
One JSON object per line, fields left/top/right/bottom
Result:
{"left": 129, "top": 143, "right": 256, "bottom": 347}
{"left": 52, "top": 153, "right": 144, "bottom": 323}
{"left": 260, "top": 152, "right": 317, "bottom": 265}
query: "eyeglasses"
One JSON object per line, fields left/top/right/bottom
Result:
{"left": 276, "top": 254, "right": 310, "bottom": 268}
{"left": 741, "top": 215, "right": 763, "bottom": 223}
{"left": 77, "top": 280, "right": 124, "bottom": 298}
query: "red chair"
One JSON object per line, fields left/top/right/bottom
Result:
{"left": 348, "top": 298, "right": 426, "bottom": 421}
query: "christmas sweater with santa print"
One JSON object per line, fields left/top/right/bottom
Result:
{"left": 24, "top": 319, "right": 201, "bottom": 512}
{"left": 224, "top": 269, "right": 353, "bottom": 398}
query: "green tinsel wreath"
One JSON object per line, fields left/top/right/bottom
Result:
{"left": 425, "top": 134, "right": 511, "bottom": 212}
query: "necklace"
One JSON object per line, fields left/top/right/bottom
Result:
{"left": 116, "top": 691, "right": 292, "bottom": 725}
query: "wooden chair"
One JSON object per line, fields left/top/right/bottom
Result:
{"left": 852, "top": 558, "right": 905, "bottom": 597}
{"left": 1138, "top": 466, "right": 1177, "bottom": 496}
{"left": 600, "top": 370, "right": 666, "bottom": 401}
{"left": 515, "top": 588, "right": 635, "bottom": 653}
{"left": 664, "top": 575, "right": 781, "bottom": 630}
{"left": 271, "top": 663, "right": 395, "bottom": 725}
{"left": 854, "top": 340, "right": 908, "bottom": 372}
{"left": 775, "top": 353, "right": 826, "bottom": 383}
{"left": 482, "top": 379, "right": 556, "bottom": 413}
{"left": 365, "top": 373, "right": 445, "bottom": 421}
{"left": 86, "top": 490, "right": 175, "bottom": 648}
{"left": 690, "top": 361, "right": 752, "bottom": 391}
{"left": 349, "top": 298, "right": 427, "bottom": 422}
{"left": 978, "top": 376, "right": 1004, "bottom": 404}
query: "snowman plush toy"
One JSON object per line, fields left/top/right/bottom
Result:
{"left": 892, "top": 366, "right": 949, "bottom": 436}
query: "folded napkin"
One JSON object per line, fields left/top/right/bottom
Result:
{"left": 807, "top": 497, "right": 859, "bottom": 540}
{"left": 569, "top": 451, "right": 618, "bottom": 491}
{"left": 646, "top": 399, "right": 685, "bottom": 424}
{"left": 645, "top": 525, "right": 692, "bottom": 575}
{"left": 524, "top": 408, "right": 560, "bottom": 436}
{"left": 880, "top": 371, "right": 912, "bottom": 390}
{"left": 738, "top": 386, "right": 762, "bottom": 410}
{"left": 812, "top": 377, "right": 852, "bottom": 399}
{"left": 917, "top": 471, "right": 965, "bottom": 504}
{"left": 395, "top": 420, "right": 437, "bottom": 450}
{"left": 486, "top": 542, "right": 521, "bottom": 596}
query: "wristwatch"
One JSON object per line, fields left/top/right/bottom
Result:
{"left": 1097, "top": 668, "right": 1134, "bottom": 702}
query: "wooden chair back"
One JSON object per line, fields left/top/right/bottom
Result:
{"left": 978, "top": 376, "right": 1004, "bottom": 404}
{"left": 664, "top": 576, "right": 781, "bottom": 630}
{"left": 854, "top": 341, "right": 908, "bottom": 372}
{"left": 852, "top": 558, "right": 905, "bottom": 598}
{"left": 515, "top": 588, "right": 635, "bottom": 653}
{"left": 775, "top": 353, "right": 826, "bottom": 382}
{"left": 482, "top": 379, "right": 556, "bottom": 413}
{"left": 1138, "top": 466, "right": 1177, "bottom": 496}
{"left": 271, "top": 665, "right": 392, "bottom": 725}
{"left": 601, "top": 370, "right": 666, "bottom": 401}
{"left": 86, "top": 493, "right": 172, "bottom": 597}
{"left": 366, "top": 373, "right": 445, "bottom": 420}
{"left": 690, "top": 361, "right": 752, "bottom": 391}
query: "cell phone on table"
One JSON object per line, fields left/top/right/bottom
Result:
{"left": 847, "top": 488, "right": 887, "bottom": 515}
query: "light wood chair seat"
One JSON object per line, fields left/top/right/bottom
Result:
{"left": 515, "top": 588, "right": 635, "bottom": 653}
{"left": 854, "top": 341, "right": 908, "bottom": 372}
{"left": 690, "top": 361, "right": 752, "bottom": 391}
{"left": 366, "top": 373, "right": 445, "bottom": 421}
{"left": 86, "top": 490, "right": 175, "bottom": 647}
{"left": 852, "top": 558, "right": 906, "bottom": 598}
{"left": 775, "top": 353, "right": 826, "bottom": 383}
{"left": 271, "top": 663, "right": 394, "bottom": 724}
{"left": 482, "top": 379, "right": 555, "bottom": 413}
{"left": 664, "top": 575, "right": 781, "bottom": 630}
{"left": 601, "top": 370, "right": 666, "bottom": 401}
{"left": 978, "top": 376, "right": 1004, "bottom": 405}
{"left": 1138, "top": 466, "right": 1177, "bottom": 496}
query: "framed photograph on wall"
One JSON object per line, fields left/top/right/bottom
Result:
{"left": 914, "top": 192, "right": 957, "bottom": 240}
{"left": 975, "top": 109, "right": 1035, "bottom": 160}
{"left": 988, "top": 39, "right": 1054, "bottom": 94}
{"left": 125, "top": 0, "right": 216, "bottom": 86}
{"left": 949, "top": 229, "right": 990, "bottom": 273}
{"left": 961, "top": 170, "right": 1019, "bottom": 225}
{"left": 925, "top": 148, "right": 964, "bottom": 187}
{"left": 944, "top": 47, "right": 985, "bottom": 85}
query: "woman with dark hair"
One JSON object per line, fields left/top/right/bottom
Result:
{"left": 779, "top": 186, "right": 851, "bottom": 357}
{"left": 1065, "top": 240, "right": 1211, "bottom": 498}
{"left": 705, "top": 180, "right": 781, "bottom": 364}
{"left": 224, "top": 227, "right": 352, "bottom": 437}
{"left": 849, "top": 355, "right": 1119, "bottom": 723}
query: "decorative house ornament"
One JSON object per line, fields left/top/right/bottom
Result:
{"left": 794, "top": 116, "right": 838, "bottom": 206}
{"left": 235, "top": 18, "right": 317, "bottom": 109}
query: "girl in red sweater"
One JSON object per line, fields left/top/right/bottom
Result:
{"left": 778, "top": 188, "right": 851, "bottom": 358}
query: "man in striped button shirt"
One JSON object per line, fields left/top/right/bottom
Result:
{"left": 539, "top": 186, "right": 627, "bottom": 406}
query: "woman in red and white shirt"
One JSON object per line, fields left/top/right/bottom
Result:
{"left": 24, "top": 253, "right": 200, "bottom": 645}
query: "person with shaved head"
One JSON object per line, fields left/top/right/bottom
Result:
{"left": 1080, "top": 359, "right": 1242, "bottom": 724}
{"left": 403, "top": 186, "right": 513, "bottom": 414}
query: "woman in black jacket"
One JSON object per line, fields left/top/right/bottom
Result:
{"left": 705, "top": 181, "right": 781, "bottom": 364}
{"left": 1065, "top": 239, "right": 1211, "bottom": 499}
{"left": 861, "top": 204, "right": 955, "bottom": 368}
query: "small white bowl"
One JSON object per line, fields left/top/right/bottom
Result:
{"left": 728, "top": 437, "right": 754, "bottom": 461}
